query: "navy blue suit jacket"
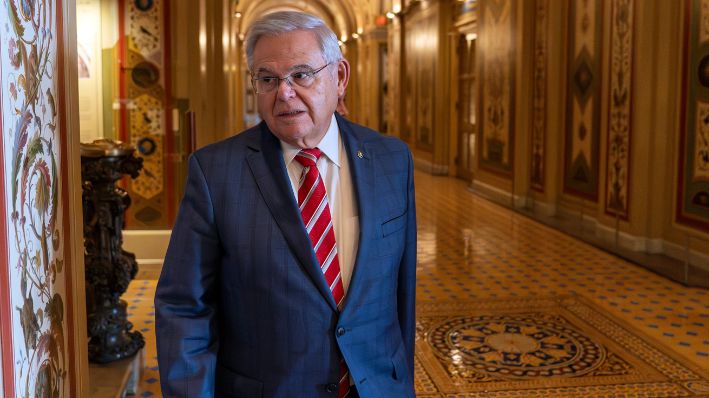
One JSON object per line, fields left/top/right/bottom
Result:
{"left": 155, "top": 114, "right": 416, "bottom": 397}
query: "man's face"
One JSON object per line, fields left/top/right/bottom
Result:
{"left": 251, "top": 29, "right": 349, "bottom": 148}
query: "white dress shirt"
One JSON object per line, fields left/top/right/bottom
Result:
{"left": 280, "top": 114, "right": 360, "bottom": 295}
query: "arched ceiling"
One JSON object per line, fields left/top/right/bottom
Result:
{"left": 235, "top": 0, "right": 375, "bottom": 43}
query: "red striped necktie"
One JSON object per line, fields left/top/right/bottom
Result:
{"left": 295, "top": 148, "right": 351, "bottom": 397}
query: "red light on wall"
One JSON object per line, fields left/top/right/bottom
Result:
{"left": 375, "top": 15, "right": 388, "bottom": 26}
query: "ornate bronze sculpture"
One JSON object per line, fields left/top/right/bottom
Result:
{"left": 81, "top": 139, "right": 145, "bottom": 363}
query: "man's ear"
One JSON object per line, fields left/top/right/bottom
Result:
{"left": 336, "top": 59, "right": 351, "bottom": 97}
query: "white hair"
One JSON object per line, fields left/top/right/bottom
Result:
{"left": 245, "top": 11, "right": 342, "bottom": 71}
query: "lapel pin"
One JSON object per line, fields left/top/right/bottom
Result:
{"left": 357, "top": 150, "right": 364, "bottom": 159}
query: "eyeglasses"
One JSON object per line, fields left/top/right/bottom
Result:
{"left": 251, "top": 63, "right": 331, "bottom": 94}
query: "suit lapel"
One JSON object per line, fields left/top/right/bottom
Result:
{"left": 246, "top": 122, "right": 338, "bottom": 310}
{"left": 336, "top": 114, "right": 376, "bottom": 312}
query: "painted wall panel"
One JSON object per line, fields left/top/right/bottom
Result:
{"left": 119, "top": 0, "right": 174, "bottom": 228}
{"left": 1, "top": 0, "right": 71, "bottom": 396}
{"left": 403, "top": 5, "right": 438, "bottom": 153}
{"left": 478, "top": 0, "right": 515, "bottom": 176}
{"left": 403, "top": 20, "right": 415, "bottom": 143}
{"left": 605, "top": 0, "right": 635, "bottom": 219}
{"left": 564, "top": 0, "right": 602, "bottom": 200}
{"left": 531, "top": 0, "right": 548, "bottom": 192}
{"left": 677, "top": 0, "right": 709, "bottom": 230}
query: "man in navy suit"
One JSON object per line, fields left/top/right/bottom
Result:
{"left": 155, "top": 11, "right": 416, "bottom": 397}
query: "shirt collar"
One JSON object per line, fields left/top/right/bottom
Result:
{"left": 281, "top": 114, "right": 340, "bottom": 167}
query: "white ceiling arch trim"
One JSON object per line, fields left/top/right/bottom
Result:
{"left": 238, "top": 0, "right": 358, "bottom": 42}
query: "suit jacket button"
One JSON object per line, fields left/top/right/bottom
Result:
{"left": 336, "top": 327, "right": 346, "bottom": 337}
{"left": 326, "top": 383, "right": 338, "bottom": 393}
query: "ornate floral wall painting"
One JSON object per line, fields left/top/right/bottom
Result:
{"left": 479, "top": 0, "right": 515, "bottom": 175}
{"left": 1, "top": 0, "right": 70, "bottom": 396}
{"left": 564, "top": 0, "right": 602, "bottom": 200}
{"left": 530, "top": 0, "right": 548, "bottom": 192}
{"left": 605, "top": 0, "right": 635, "bottom": 219}
{"left": 677, "top": 0, "right": 709, "bottom": 230}
{"left": 120, "top": 0, "right": 173, "bottom": 228}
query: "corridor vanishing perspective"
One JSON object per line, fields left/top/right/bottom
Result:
{"left": 126, "top": 171, "right": 709, "bottom": 397}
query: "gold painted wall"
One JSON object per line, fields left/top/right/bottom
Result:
{"left": 387, "top": 18, "right": 403, "bottom": 137}
{"left": 399, "top": 0, "right": 451, "bottom": 174}
{"left": 563, "top": 0, "right": 603, "bottom": 201}
{"left": 677, "top": 0, "right": 709, "bottom": 232}
{"left": 478, "top": 0, "right": 515, "bottom": 176}
{"left": 467, "top": 0, "right": 709, "bottom": 266}
{"left": 383, "top": 0, "right": 708, "bottom": 265}
{"left": 469, "top": 0, "right": 533, "bottom": 196}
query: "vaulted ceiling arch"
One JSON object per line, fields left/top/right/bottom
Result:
{"left": 236, "top": 0, "right": 365, "bottom": 42}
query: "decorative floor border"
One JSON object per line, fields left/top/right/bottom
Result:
{"left": 414, "top": 295, "right": 709, "bottom": 397}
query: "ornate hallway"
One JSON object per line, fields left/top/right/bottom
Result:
{"left": 5, "top": 1, "right": 709, "bottom": 396}
{"left": 125, "top": 171, "right": 709, "bottom": 397}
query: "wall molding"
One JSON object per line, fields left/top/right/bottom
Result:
{"left": 557, "top": 207, "right": 709, "bottom": 273}
{"left": 659, "top": 237, "right": 709, "bottom": 272}
{"left": 471, "top": 186, "right": 709, "bottom": 276}
{"left": 413, "top": 156, "right": 449, "bottom": 176}
{"left": 525, "top": 197, "right": 557, "bottom": 218}
{"left": 470, "top": 179, "right": 513, "bottom": 205}
{"left": 593, "top": 221, "right": 652, "bottom": 252}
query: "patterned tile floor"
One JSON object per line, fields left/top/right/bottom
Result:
{"left": 124, "top": 171, "right": 709, "bottom": 397}
{"left": 125, "top": 280, "right": 160, "bottom": 397}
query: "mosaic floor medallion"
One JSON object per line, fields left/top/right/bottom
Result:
{"left": 415, "top": 295, "right": 709, "bottom": 397}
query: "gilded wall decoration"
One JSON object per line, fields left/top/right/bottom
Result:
{"left": 531, "top": 0, "right": 548, "bottom": 192}
{"left": 564, "top": 0, "right": 602, "bottom": 200}
{"left": 605, "top": 0, "right": 635, "bottom": 219}
{"left": 403, "top": 8, "right": 437, "bottom": 152}
{"left": 418, "top": 65, "right": 434, "bottom": 149}
{"left": 479, "top": 0, "right": 515, "bottom": 175}
{"left": 677, "top": 0, "right": 709, "bottom": 229}
{"left": 415, "top": 13, "right": 436, "bottom": 151}
{"left": 387, "top": 25, "right": 401, "bottom": 136}
{"left": 122, "top": 0, "right": 173, "bottom": 227}
{"left": 1, "top": 0, "right": 68, "bottom": 395}
{"left": 403, "top": 21, "right": 416, "bottom": 142}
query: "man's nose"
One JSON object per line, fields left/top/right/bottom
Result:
{"left": 276, "top": 77, "right": 296, "bottom": 100}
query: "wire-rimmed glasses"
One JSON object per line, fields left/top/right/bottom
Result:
{"left": 251, "top": 63, "right": 331, "bottom": 94}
